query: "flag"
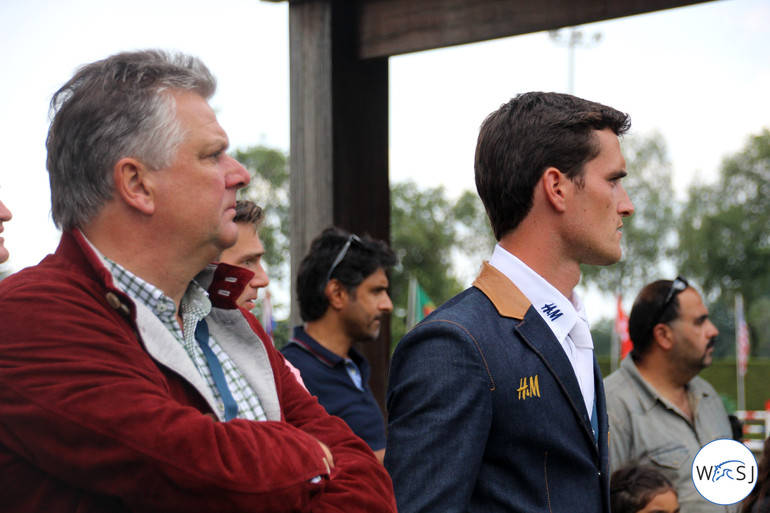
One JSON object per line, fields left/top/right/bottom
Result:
{"left": 262, "top": 288, "right": 276, "bottom": 345}
{"left": 736, "top": 293, "right": 749, "bottom": 377}
{"left": 615, "top": 295, "right": 632, "bottom": 360}
{"left": 406, "top": 276, "right": 436, "bottom": 330}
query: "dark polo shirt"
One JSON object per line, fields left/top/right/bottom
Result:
{"left": 282, "top": 326, "right": 386, "bottom": 451}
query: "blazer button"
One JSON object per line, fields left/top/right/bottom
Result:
{"left": 105, "top": 292, "right": 123, "bottom": 310}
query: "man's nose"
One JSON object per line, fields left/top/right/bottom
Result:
{"left": 225, "top": 156, "right": 251, "bottom": 190}
{"left": 619, "top": 184, "right": 634, "bottom": 218}
{"left": 707, "top": 319, "right": 719, "bottom": 338}
{"left": 251, "top": 265, "right": 269, "bottom": 289}
{"left": 381, "top": 293, "right": 394, "bottom": 313}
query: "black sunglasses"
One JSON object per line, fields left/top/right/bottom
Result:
{"left": 651, "top": 275, "right": 689, "bottom": 326}
{"left": 324, "top": 234, "right": 362, "bottom": 284}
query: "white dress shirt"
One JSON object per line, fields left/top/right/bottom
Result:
{"left": 489, "top": 244, "right": 595, "bottom": 418}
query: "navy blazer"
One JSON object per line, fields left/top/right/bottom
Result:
{"left": 385, "top": 263, "right": 610, "bottom": 513}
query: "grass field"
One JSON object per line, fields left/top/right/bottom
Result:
{"left": 599, "top": 357, "right": 769, "bottom": 412}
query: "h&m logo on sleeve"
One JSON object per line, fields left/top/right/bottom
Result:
{"left": 517, "top": 375, "right": 540, "bottom": 400}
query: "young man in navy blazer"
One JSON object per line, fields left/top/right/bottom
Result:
{"left": 386, "top": 92, "right": 634, "bottom": 513}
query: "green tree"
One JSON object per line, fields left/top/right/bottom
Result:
{"left": 581, "top": 131, "right": 677, "bottom": 297}
{"left": 590, "top": 317, "right": 613, "bottom": 357}
{"left": 679, "top": 128, "right": 770, "bottom": 357}
{"left": 389, "top": 181, "right": 495, "bottom": 348}
{"left": 233, "top": 145, "right": 291, "bottom": 347}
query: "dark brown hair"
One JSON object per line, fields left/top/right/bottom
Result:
{"left": 234, "top": 200, "right": 264, "bottom": 229}
{"left": 610, "top": 465, "right": 677, "bottom": 513}
{"left": 475, "top": 91, "right": 630, "bottom": 240}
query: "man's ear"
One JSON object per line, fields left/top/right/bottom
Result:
{"left": 113, "top": 158, "right": 155, "bottom": 215}
{"left": 652, "top": 323, "right": 675, "bottom": 351}
{"left": 325, "top": 279, "right": 349, "bottom": 311}
{"left": 541, "top": 167, "right": 568, "bottom": 213}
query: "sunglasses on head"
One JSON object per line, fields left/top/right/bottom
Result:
{"left": 324, "top": 234, "right": 362, "bottom": 284}
{"left": 651, "top": 276, "right": 689, "bottom": 326}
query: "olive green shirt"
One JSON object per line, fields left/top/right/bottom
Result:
{"left": 605, "top": 357, "right": 733, "bottom": 513}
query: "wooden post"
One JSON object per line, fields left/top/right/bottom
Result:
{"left": 289, "top": 0, "right": 391, "bottom": 413}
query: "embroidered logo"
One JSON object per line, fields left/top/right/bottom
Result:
{"left": 541, "top": 303, "right": 563, "bottom": 321}
{"left": 517, "top": 375, "right": 540, "bottom": 400}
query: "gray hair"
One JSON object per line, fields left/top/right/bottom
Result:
{"left": 46, "top": 49, "right": 217, "bottom": 231}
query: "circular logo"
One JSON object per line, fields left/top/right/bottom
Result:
{"left": 691, "top": 439, "right": 758, "bottom": 505}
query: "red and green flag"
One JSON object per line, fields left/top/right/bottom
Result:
{"left": 407, "top": 277, "right": 436, "bottom": 330}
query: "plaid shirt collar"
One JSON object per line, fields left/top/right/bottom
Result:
{"left": 103, "top": 258, "right": 179, "bottom": 322}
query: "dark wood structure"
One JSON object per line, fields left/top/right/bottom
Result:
{"left": 268, "top": 0, "right": 715, "bottom": 411}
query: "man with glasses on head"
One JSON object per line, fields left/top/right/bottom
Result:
{"left": 605, "top": 277, "right": 732, "bottom": 512}
{"left": 282, "top": 227, "right": 397, "bottom": 464}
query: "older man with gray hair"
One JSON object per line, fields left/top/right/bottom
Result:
{"left": 0, "top": 50, "right": 395, "bottom": 513}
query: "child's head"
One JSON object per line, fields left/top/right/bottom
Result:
{"left": 610, "top": 466, "right": 680, "bottom": 513}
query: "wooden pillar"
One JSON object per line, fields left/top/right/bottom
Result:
{"left": 289, "top": 0, "right": 391, "bottom": 412}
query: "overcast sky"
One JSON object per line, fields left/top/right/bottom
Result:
{"left": 1, "top": 0, "right": 768, "bottom": 320}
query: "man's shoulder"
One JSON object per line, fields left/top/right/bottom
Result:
{"left": 603, "top": 361, "right": 641, "bottom": 404}
{"left": 603, "top": 366, "right": 630, "bottom": 388}
{"left": 281, "top": 338, "right": 333, "bottom": 372}
{"left": 689, "top": 374, "right": 722, "bottom": 400}
{"left": 0, "top": 252, "right": 101, "bottom": 301}
{"left": 411, "top": 285, "right": 500, "bottom": 332}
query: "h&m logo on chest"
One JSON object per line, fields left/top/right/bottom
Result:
{"left": 517, "top": 374, "right": 540, "bottom": 400}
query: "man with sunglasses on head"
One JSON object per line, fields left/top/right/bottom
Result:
{"left": 282, "top": 227, "right": 397, "bottom": 464}
{"left": 605, "top": 277, "right": 732, "bottom": 512}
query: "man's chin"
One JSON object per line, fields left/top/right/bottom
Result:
{"left": 217, "top": 225, "right": 240, "bottom": 250}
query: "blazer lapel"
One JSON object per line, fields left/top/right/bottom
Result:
{"left": 474, "top": 262, "right": 597, "bottom": 451}
{"left": 515, "top": 311, "right": 596, "bottom": 448}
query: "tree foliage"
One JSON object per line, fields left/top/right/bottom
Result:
{"left": 679, "top": 128, "right": 770, "bottom": 356}
{"left": 581, "top": 131, "right": 677, "bottom": 296}
{"left": 233, "top": 145, "right": 291, "bottom": 347}
{"left": 389, "top": 181, "right": 495, "bottom": 347}
{"left": 230, "top": 129, "right": 770, "bottom": 360}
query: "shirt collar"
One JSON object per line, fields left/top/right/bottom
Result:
{"left": 81, "top": 232, "right": 205, "bottom": 323}
{"left": 291, "top": 326, "right": 367, "bottom": 370}
{"left": 621, "top": 356, "right": 713, "bottom": 412}
{"left": 489, "top": 244, "right": 585, "bottom": 344}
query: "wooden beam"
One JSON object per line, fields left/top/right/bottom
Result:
{"left": 289, "top": 0, "right": 335, "bottom": 327}
{"left": 330, "top": 1, "right": 391, "bottom": 414}
{"left": 288, "top": 0, "right": 392, "bottom": 413}
{"left": 358, "top": 0, "right": 716, "bottom": 58}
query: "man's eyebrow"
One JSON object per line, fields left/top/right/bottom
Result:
{"left": 610, "top": 169, "right": 628, "bottom": 179}
{"left": 240, "top": 251, "right": 264, "bottom": 261}
{"left": 203, "top": 138, "right": 229, "bottom": 154}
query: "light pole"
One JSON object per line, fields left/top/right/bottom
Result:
{"left": 549, "top": 27, "right": 602, "bottom": 95}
